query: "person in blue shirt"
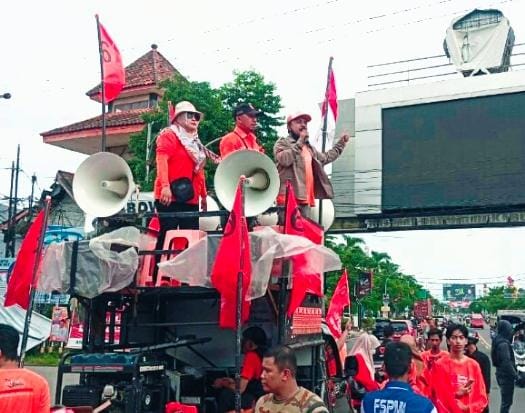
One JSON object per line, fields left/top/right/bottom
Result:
{"left": 361, "top": 342, "right": 436, "bottom": 413}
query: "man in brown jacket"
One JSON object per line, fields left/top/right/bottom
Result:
{"left": 274, "top": 111, "right": 349, "bottom": 217}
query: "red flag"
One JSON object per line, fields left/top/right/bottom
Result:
{"left": 4, "top": 210, "right": 46, "bottom": 309}
{"left": 211, "top": 181, "right": 251, "bottom": 329}
{"left": 97, "top": 18, "right": 125, "bottom": 103}
{"left": 285, "top": 181, "right": 324, "bottom": 317}
{"left": 326, "top": 269, "right": 350, "bottom": 339}
{"left": 321, "top": 66, "right": 338, "bottom": 121}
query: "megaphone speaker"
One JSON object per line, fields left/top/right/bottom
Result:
{"left": 214, "top": 150, "right": 279, "bottom": 217}
{"left": 73, "top": 152, "right": 136, "bottom": 217}
{"left": 309, "top": 199, "right": 335, "bottom": 229}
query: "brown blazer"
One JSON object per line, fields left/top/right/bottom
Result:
{"left": 273, "top": 135, "right": 346, "bottom": 202}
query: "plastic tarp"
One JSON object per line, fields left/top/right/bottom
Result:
{"left": 445, "top": 11, "right": 513, "bottom": 74}
{"left": 158, "top": 226, "right": 342, "bottom": 299}
{"left": 0, "top": 298, "right": 51, "bottom": 352}
{"left": 39, "top": 227, "right": 142, "bottom": 298}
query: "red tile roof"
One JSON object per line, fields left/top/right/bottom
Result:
{"left": 41, "top": 109, "right": 149, "bottom": 137}
{"left": 86, "top": 45, "right": 181, "bottom": 98}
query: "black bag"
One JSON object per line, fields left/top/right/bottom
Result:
{"left": 349, "top": 377, "right": 366, "bottom": 401}
{"left": 170, "top": 177, "right": 194, "bottom": 203}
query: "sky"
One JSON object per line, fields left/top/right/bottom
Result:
{"left": 2, "top": 0, "right": 525, "bottom": 299}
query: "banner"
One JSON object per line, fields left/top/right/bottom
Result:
{"left": 357, "top": 270, "right": 373, "bottom": 298}
{"left": 49, "top": 306, "right": 69, "bottom": 343}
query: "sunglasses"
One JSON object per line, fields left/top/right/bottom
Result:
{"left": 185, "top": 112, "right": 201, "bottom": 121}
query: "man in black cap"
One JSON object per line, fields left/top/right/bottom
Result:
{"left": 466, "top": 333, "right": 491, "bottom": 413}
{"left": 219, "top": 103, "right": 264, "bottom": 158}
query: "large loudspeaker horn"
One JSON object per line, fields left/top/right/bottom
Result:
{"left": 309, "top": 199, "right": 335, "bottom": 229}
{"left": 73, "top": 152, "right": 136, "bottom": 217}
{"left": 214, "top": 150, "right": 279, "bottom": 217}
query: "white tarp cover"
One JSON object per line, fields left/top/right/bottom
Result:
{"left": 39, "top": 227, "right": 143, "bottom": 298}
{"left": 158, "top": 226, "right": 342, "bottom": 299}
{"left": 0, "top": 298, "right": 52, "bottom": 352}
{"left": 445, "top": 11, "right": 512, "bottom": 73}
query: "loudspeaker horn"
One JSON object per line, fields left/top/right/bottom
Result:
{"left": 73, "top": 152, "right": 136, "bottom": 217}
{"left": 309, "top": 199, "right": 335, "bottom": 229}
{"left": 214, "top": 150, "right": 280, "bottom": 217}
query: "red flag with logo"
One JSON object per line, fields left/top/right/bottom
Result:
{"left": 211, "top": 180, "right": 251, "bottom": 329}
{"left": 285, "top": 181, "right": 324, "bottom": 316}
{"left": 326, "top": 269, "right": 350, "bottom": 339}
{"left": 4, "top": 210, "right": 46, "bottom": 309}
{"left": 97, "top": 18, "right": 125, "bottom": 103}
{"left": 321, "top": 65, "right": 338, "bottom": 121}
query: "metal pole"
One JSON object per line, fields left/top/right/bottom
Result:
{"left": 145, "top": 122, "right": 152, "bottom": 183}
{"left": 5, "top": 162, "right": 15, "bottom": 258}
{"left": 235, "top": 177, "right": 246, "bottom": 413}
{"left": 19, "top": 197, "right": 52, "bottom": 366}
{"left": 95, "top": 15, "right": 107, "bottom": 152}
{"left": 29, "top": 174, "right": 36, "bottom": 219}
{"left": 318, "top": 57, "right": 334, "bottom": 228}
{"left": 11, "top": 145, "right": 20, "bottom": 257}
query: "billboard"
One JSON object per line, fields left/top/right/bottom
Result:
{"left": 443, "top": 284, "right": 476, "bottom": 302}
{"left": 382, "top": 92, "right": 525, "bottom": 212}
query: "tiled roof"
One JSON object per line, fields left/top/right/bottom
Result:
{"left": 86, "top": 45, "right": 181, "bottom": 98}
{"left": 41, "top": 109, "right": 149, "bottom": 137}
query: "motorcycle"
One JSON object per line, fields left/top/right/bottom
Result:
{"left": 513, "top": 339, "right": 525, "bottom": 387}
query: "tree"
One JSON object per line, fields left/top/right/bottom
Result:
{"left": 218, "top": 70, "right": 283, "bottom": 157}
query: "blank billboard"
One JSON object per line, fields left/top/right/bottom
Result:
{"left": 382, "top": 92, "right": 525, "bottom": 212}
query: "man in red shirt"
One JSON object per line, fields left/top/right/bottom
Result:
{"left": 219, "top": 103, "right": 264, "bottom": 158}
{"left": 0, "top": 324, "right": 50, "bottom": 412}
{"left": 431, "top": 324, "right": 488, "bottom": 413}
{"left": 421, "top": 328, "right": 448, "bottom": 371}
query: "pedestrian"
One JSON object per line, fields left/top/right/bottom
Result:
{"left": 361, "top": 342, "right": 437, "bottom": 413}
{"left": 255, "top": 345, "right": 329, "bottom": 413}
{"left": 491, "top": 320, "right": 517, "bottom": 413}
{"left": 431, "top": 324, "right": 488, "bottom": 413}
{"left": 399, "top": 334, "right": 430, "bottom": 397}
{"left": 466, "top": 334, "right": 491, "bottom": 413}
{"left": 273, "top": 112, "right": 349, "bottom": 218}
{"left": 0, "top": 323, "right": 50, "bottom": 411}
{"left": 219, "top": 103, "right": 264, "bottom": 158}
{"left": 421, "top": 328, "right": 448, "bottom": 371}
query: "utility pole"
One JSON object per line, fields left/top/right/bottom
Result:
{"left": 29, "top": 174, "right": 36, "bottom": 219}
{"left": 5, "top": 162, "right": 15, "bottom": 257}
{"left": 9, "top": 145, "right": 20, "bottom": 257}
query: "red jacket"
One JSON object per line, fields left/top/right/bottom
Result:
{"left": 154, "top": 128, "right": 206, "bottom": 205}
{"left": 219, "top": 126, "right": 263, "bottom": 158}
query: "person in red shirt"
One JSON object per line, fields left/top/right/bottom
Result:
{"left": 399, "top": 334, "right": 430, "bottom": 398}
{"left": 421, "top": 328, "right": 449, "bottom": 371}
{"left": 213, "top": 327, "right": 267, "bottom": 413}
{"left": 431, "top": 324, "right": 488, "bottom": 413}
{"left": 0, "top": 324, "right": 50, "bottom": 412}
{"left": 153, "top": 101, "right": 209, "bottom": 272}
{"left": 219, "top": 103, "right": 264, "bottom": 158}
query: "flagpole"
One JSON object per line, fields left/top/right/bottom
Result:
{"left": 319, "top": 57, "right": 334, "bottom": 228}
{"left": 19, "top": 196, "right": 51, "bottom": 367}
{"left": 278, "top": 182, "right": 291, "bottom": 344}
{"left": 235, "top": 177, "right": 246, "bottom": 413}
{"left": 96, "top": 14, "right": 107, "bottom": 152}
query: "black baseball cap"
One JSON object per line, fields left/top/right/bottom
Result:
{"left": 233, "top": 103, "right": 262, "bottom": 118}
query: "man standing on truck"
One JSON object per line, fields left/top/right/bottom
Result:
{"left": 491, "top": 320, "right": 517, "bottom": 413}
{"left": 256, "top": 346, "right": 329, "bottom": 413}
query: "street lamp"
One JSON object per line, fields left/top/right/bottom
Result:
{"left": 1, "top": 93, "right": 11, "bottom": 99}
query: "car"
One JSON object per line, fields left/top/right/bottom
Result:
{"left": 470, "top": 314, "right": 484, "bottom": 329}
{"left": 390, "top": 320, "right": 415, "bottom": 341}
{"left": 372, "top": 318, "right": 391, "bottom": 341}
{"left": 468, "top": 328, "right": 480, "bottom": 342}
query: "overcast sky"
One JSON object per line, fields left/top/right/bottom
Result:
{"left": 2, "top": 0, "right": 525, "bottom": 299}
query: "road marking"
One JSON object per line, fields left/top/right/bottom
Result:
{"left": 478, "top": 333, "right": 491, "bottom": 350}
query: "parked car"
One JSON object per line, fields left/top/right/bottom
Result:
{"left": 470, "top": 314, "right": 484, "bottom": 329}
{"left": 390, "top": 320, "right": 415, "bottom": 341}
{"left": 468, "top": 328, "right": 480, "bottom": 342}
{"left": 372, "top": 318, "right": 391, "bottom": 341}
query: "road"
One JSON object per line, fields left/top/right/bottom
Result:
{"left": 476, "top": 323, "right": 524, "bottom": 412}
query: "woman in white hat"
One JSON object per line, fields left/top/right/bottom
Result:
{"left": 153, "top": 101, "right": 208, "bottom": 267}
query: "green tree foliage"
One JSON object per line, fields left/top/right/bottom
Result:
{"left": 325, "top": 235, "right": 431, "bottom": 317}
{"left": 470, "top": 285, "right": 525, "bottom": 313}
{"left": 128, "top": 70, "right": 283, "bottom": 192}
{"left": 218, "top": 70, "right": 283, "bottom": 156}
